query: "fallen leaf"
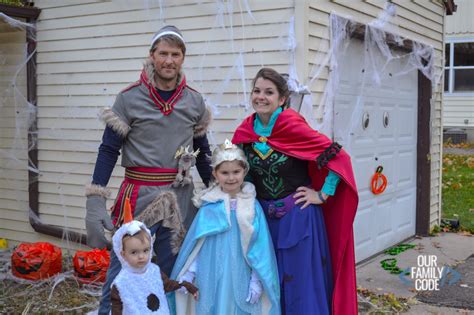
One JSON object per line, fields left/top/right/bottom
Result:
{"left": 451, "top": 183, "right": 462, "bottom": 189}
{"left": 466, "top": 157, "right": 474, "bottom": 168}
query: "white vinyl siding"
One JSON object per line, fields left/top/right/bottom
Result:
{"left": 445, "top": 0, "right": 474, "bottom": 36}
{"left": 443, "top": 95, "right": 474, "bottom": 127}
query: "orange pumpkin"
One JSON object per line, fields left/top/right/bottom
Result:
{"left": 73, "top": 248, "right": 110, "bottom": 284}
{"left": 11, "top": 242, "right": 62, "bottom": 281}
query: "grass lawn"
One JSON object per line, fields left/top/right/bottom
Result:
{"left": 442, "top": 154, "right": 474, "bottom": 233}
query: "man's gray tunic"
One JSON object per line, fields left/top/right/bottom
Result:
{"left": 104, "top": 72, "right": 208, "bottom": 228}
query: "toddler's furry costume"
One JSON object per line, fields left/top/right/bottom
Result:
{"left": 110, "top": 197, "right": 197, "bottom": 315}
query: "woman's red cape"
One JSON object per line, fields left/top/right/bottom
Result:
{"left": 232, "top": 109, "right": 359, "bottom": 315}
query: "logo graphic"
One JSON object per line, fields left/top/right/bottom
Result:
{"left": 399, "top": 255, "right": 461, "bottom": 291}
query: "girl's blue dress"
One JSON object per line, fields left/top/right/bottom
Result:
{"left": 169, "top": 183, "right": 280, "bottom": 315}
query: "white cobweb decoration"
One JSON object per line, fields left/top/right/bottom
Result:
{"left": 304, "top": 2, "right": 441, "bottom": 152}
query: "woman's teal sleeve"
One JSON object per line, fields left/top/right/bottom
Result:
{"left": 321, "top": 170, "right": 341, "bottom": 196}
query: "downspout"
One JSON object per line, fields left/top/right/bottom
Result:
{"left": 25, "top": 7, "right": 88, "bottom": 246}
{"left": 0, "top": 3, "right": 88, "bottom": 246}
{"left": 443, "top": 0, "right": 457, "bottom": 16}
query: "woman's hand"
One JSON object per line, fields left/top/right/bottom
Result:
{"left": 294, "top": 187, "right": 327, "bottom": 209}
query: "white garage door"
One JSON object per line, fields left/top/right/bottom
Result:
{"left": 334, "top": 39, "right": 418, "bottom": 262}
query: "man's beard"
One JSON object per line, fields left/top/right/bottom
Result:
{"left": 156, "top": 68, "right": 177, "bottom": 83}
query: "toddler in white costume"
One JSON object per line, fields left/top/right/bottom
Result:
{"left": 111, "top": 200, "right": 197, "bottom": 314}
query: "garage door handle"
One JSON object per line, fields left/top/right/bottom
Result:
{"left": 362, "top": 112, "right": 369, "bottom": 130}
{"left": 383, "top": 112, "right": 389, "bottom": 128}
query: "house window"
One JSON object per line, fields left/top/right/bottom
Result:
{"left": 444, "top": 41, "right": 474, "bottom": 93}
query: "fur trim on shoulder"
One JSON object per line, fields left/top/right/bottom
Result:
{"left": 135, "top": 191, "right": 186, "bottom": 255}
{"left": 143, "top": 59, "right": 155, "bottom": 87}
{"left": 193, "top": 182, "right": 256, "bottom": 255}
{"left": 85, "top": 184, "right": 111, "bottom": 198}
{"left": 99, "top": 107, "right": 131, "bottom": 137}
{"left": 193, "top": 106, "right": 212, "bottom": 138}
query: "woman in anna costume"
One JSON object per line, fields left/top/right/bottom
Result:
{"left": 232, "top": 68, "right": 359, "bottom": 315}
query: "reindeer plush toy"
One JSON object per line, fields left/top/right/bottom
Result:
{"left": 172, "top": 146, "right": 200, "bottom": 187}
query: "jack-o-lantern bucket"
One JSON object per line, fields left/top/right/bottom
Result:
{"left": 73, "top": 248, "right": 109, "bottom": 284}
{"left": 11, "top": 242, "right": 62, "bottom": 281}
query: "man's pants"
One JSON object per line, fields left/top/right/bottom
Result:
{"left": 97, "top": 223, "right": 177, "bottom": 315}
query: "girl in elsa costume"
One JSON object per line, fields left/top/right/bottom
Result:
{"left": 169, "top": 140, "right": 280, "bottom": 315}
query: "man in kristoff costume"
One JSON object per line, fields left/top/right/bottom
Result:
{"left": 85, "top": 25, "right": 212, "bottom": 314}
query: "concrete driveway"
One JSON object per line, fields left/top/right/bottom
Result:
{"left": 356, "top": 232, "right": 473, "bottom": 314}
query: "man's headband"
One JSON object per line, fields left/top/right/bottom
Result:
{"left": 150, "top": 31, "right": 185, "bottom": 49}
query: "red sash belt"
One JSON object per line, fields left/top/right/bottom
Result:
{"left": 112, "top": 167, "right": 178, "bottom": 226}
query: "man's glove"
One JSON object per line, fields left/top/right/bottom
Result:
{"left": 85, "top": 185, "right": 114, "bottom": 248}
{"left": 246, "top": 269, "right": 263, "bottom": 304}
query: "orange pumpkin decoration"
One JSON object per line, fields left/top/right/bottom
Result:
{"left": 371, "top": 166, "right": 388, "bottom": 195}
{"left": 11, "top": 242, "right": 62, "bottom": 281}
{"left": 73, "top": 248, "right": 110, "bottom": 284}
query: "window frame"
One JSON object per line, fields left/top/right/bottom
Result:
{"left": 444, "top": 38, "right": 474, "bottom": 96}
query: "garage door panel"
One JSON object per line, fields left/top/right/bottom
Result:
{"left": 339, "top": 78, "right": 361, "bottom": 94}
{"left": 399, "top": 106, "right": 417, "bottom": 141}
{"left": 336, "top": 38, "right": 417, "bottom": 262}
{"left": 397, "top": 149, "right": 416, "bottom": 188}
{"left": 376, "top": 112, "right": 397, "bottom": 144}
{"left": 397, "top": 76, "right": 418, "bottom": 97}
{"left": 351, "top": 153, "right": 374, "bottom": 193}
{"left": 395, "top": 191, "right": 416, "bottom": 228}
{"left": 375, "top": 197, "right": 397, "bottom": 251}
{"left": 375, "top": 201, "right": 394, "bottom": 237}
{"left": 374, "top": 150, "right": 396, "bottom": 194}
{"left": 378, "top": 83, "right": 394, "bottom": 97}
